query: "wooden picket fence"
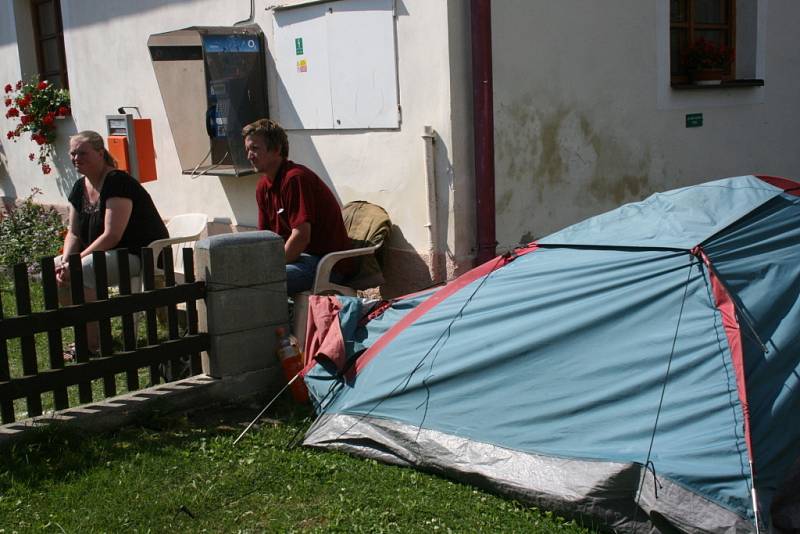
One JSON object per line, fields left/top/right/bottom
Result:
{"left": 0, "top": 247, "right": 208, "bottom": 425}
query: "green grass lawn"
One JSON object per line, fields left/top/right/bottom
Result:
{"left": 0, "top": 401, "right": 596, "bottom": 533}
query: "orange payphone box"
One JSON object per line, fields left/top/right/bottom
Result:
{"left": 106, "top": 115, "right": 158, "bottom": 183}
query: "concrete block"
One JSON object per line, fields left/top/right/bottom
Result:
{"left": 212, "top": 367, "right": 286, "bottom": 404}
{"left": 0, "top": 375, "right": 221, "bottom": 447}
{"left": 198, "top": 281, "right": 288, "bottom": 335}
{"left": 203, "top": 325, "right": 287, "bottom": 378}
{"left": 195, "top": 231, "right": 286, "bottom": 289}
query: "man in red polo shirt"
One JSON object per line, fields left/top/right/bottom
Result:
{"left": 243, "top": 118, "right": 353, "bottom": 294}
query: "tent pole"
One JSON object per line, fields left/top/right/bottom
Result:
{"left": 233, "top": 373, "right": 301, "bottom": 445}
{"left": 750, "top": 460, "right": 761, "bottom": 534}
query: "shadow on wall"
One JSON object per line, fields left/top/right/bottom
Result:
{"left": 217, "top": 70, "right": 346, "bottom": 228}
{"left": 431, "top": 127, "right": 455, "bottom": 280}
{"left": 0, "top": 141, "right": 17, "bottom": 214}
{"left": 0, "top": 0, "right": 205, "bottom": 47}
{"left": 379, "top": 224, "right": 435, "bottom": 300}
{"left": 53, "top": 118, "right": 80, "bottom": 197}
{"left": 218, "top": 56, "right": 436, "bottom": 298}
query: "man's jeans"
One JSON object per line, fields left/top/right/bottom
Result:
{"left": 286, "top": 253, "right": 320, "bottom": 295}
{"left": 286, "top": 253, "right": 346, "bottom": 295}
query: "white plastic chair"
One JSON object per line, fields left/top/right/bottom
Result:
{"left": 291, "top": 199, "right": 390, "bottom": 348}
{"left": 292, "top": 244, "right": 382, "bottom": 352}
{"left": 310, "top": 244, "right": 382, "bottom": 297}
{"left": 132, "top": 213, "right": 209, "bottom": 290}
{"left": 130, "top": 213, "right": 208, "bottom": 339}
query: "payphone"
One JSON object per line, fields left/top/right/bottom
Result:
{"left": 148, "top": 25, "right": 267, "bottom": 177}
{"left": 105, "top": 114, "right": 158, "bottom": 183}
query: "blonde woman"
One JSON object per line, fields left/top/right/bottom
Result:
{"left": 56, "top": 130, "right": 168, "bottom": 358}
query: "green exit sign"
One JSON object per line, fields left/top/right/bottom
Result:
{"left": 686, "top": 113, "right": 703, "bottom": 128}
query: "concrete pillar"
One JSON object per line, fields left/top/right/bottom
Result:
{"left": 194, "top": 231, "right": 287, "bottom": 399}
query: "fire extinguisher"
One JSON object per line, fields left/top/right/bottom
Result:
{"left": 275, "top": 327, "right": 309, "bottom": 403}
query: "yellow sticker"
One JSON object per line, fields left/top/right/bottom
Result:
{"left": 297, "top": 59, "right": 308, "bottom": 73}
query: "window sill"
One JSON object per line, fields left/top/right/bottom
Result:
{"left": 671, "top": 79, "right": 765, "bottom": 90}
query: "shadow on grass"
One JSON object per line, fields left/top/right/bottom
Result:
{"left": 0, "top": 396, "right": 315, "bottom": 493}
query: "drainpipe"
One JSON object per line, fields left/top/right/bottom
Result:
{"left": 471, "top": 0, "right": 496, "bottom": 265}
{"left": 233, "top": 0, "right": 255, "bottom": 25}
{"left": 422, "top": 125, "right": 445, "bottom": 284}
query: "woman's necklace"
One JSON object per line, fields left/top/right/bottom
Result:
{"left": 82, "top": 168, "right": 111, "bottom": 215}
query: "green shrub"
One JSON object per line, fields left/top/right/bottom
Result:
{"left": 0, "top": 188, "right": 66, "bottom": 273}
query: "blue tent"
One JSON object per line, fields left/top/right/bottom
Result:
{"left": 302, "top": 175, "right": 800, "bottom": 533}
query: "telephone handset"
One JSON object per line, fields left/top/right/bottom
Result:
{"left": 205, "top": 98, "right": 217, "bottom": 138}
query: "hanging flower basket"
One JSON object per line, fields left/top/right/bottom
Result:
{"left": 4, "top": 79, "right": 71, "bottom": 175}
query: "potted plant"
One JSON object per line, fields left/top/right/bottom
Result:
{"left": 4, "top": 79, "right": 71, "bottom": 174}
{"left": 684, "top": 38, "right": 735, "bottom": 85}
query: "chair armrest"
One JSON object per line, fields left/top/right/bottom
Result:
{"left": 147, "top": 235, "right": 203, "bottom": 274}
{"left": 312, "top": 244, "right": 380, "bottom": 294}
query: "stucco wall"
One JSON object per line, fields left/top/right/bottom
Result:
{"left": 490, "top": 0, "right": 800, "bottom": 251}
{"left": 0, "top": 0, "right": 463, "bottom": 292}
{"left": 6, "top": 0, "right": 798, "bottom": 290}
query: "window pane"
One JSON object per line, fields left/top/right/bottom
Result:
{"left": 44, "top": 74, "right": 63, "bottom": 89}
{"left": 694, "top": 29, "right": 725, "bottom": 47}
{"left": 41, "top": 37, "right": 61, "bottom": 72}
{"left": 694, "top": 0, "right": 726, "bottom": 24}
{"left": 671, "top": 29, "right": 688, "bottom": 75}
{"left": 670, "top": 0, "right": 687, "bottom": 23}
{"left": 36, "top": 0, "right": 58, "bottom": 36}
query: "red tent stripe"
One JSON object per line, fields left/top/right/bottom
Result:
{"left": 693, "top": 246, "right": 755, "bottom": 470}
{"left": 353, "top": 244, "right": 539, "bottom": 374}
{"left": 756, "top": 175, "right": 800, "bottom": 196}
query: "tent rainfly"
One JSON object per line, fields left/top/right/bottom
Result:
{"left": 302, "top": 175, "right": 800, "bottom": 533}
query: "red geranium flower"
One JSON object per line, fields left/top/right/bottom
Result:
{"left": 4, "top": 77, "right": 70, "bottom": 174}
{"left": 17, "top": 94, "right": 31, "bottom": 108}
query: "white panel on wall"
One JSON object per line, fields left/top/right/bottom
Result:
{"left": 273, "top": 0, "right": 399, "bottom": 130}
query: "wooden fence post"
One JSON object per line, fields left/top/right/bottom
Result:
{"left": 14, "top": 264, "right": 42, "bottom": 417}
{"left": 41, "top": 256, "right": 69, "bottom": 410}
{"left": 68, "top": 253, "right": 93, "bottom": 404}
{"left": 0, "top": 293, "right": 15, "bottom": 423}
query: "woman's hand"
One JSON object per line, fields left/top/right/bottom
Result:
{"left": 55, "top": 256, "right": 71, "bottom": 286}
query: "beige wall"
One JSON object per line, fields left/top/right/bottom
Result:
{"left": 0, "top": 0, "right": 465, "bottom": 294}
{"left": 3, "top": 0, "right": 799, "bottom": 292}
{"left": 489, "top": 0, "right": 799, "bottom": 252}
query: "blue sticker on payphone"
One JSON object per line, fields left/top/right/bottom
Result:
{"left": 203, "top": 34, "right": 260, "bottom": 53}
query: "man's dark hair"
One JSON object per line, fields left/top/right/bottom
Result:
{"left": 242, "top": 118, "right": 289, "bottom": 158}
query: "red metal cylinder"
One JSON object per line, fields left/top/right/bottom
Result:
{"left": 471, "top": 0, "right": 497, "bottom": 265}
